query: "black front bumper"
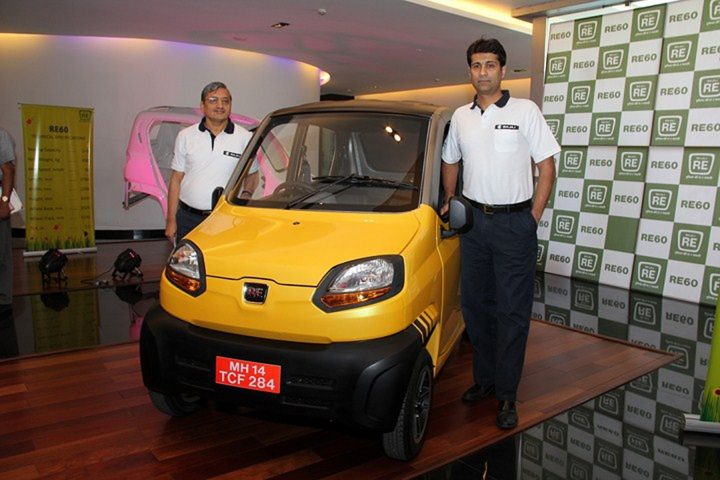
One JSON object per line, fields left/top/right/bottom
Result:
{"left": 140, "top": 305, "right": 423, "bottom": 431}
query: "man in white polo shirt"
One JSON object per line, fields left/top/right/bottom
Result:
{"left": 441, "top": 37, "right": 560, "bottom": 429}
{"left": 165, "top": 81, "right": 254, "bottom": 244}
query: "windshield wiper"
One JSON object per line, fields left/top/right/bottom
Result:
{"left": 313, "top": 174, "right": 417, "bottom": 191}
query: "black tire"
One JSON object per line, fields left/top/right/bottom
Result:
{"left": 149, "top": 391, "right": 201, "bottom": 417}
{"left": 382, "top": 351, "right": 433, "bottom": 461}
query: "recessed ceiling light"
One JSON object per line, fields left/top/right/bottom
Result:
{"left": 271, "top": 22, "right": 290, "bottom": 29}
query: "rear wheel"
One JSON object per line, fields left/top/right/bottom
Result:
{"left": 382, "top": 351, "right": 433, "bottom": 460}
{"left": 149, "top": 391, "right": 201, "bottom": 417}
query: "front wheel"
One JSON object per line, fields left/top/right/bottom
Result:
{"left": 149, "top": 391, "right": 201, "bottom": 417}
{"left": 382, "top": 351, "right": 434, "bottom": 460}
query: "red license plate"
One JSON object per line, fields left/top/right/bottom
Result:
{"left": 215, "top": 356, "right": 281, "bottom": 394}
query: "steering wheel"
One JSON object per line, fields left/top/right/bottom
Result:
{"left": 273, "top": 181, "right": 315, "bottom": 197}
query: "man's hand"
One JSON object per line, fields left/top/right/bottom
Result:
{"left": 0, "top": 201, "right": 10, "bottom": 220}
{"left": 165, "top": 217, "right": 177, "bottom": 244}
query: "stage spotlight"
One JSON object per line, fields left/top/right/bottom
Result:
{"left": 39, "top": 248, "right": 68, "bottom": 285}
{"left": 112, "top": 248, "right": 143, "bottom": 280}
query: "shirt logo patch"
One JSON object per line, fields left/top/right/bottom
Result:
{"left": 495, "top": 124, "right": 519, "bottom": 130}
{"left": 224, "top": 150, "right": 242, "bottom": 158}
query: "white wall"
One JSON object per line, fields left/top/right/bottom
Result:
{"left": 0, "top": 34, "right": 320, "bottom": 230}
{"left": 358, "top": 78, "right": 531, "bottom": 110}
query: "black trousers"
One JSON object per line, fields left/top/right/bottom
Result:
{"left": 460, "top": 205, "right": 537, "bottom": 401}
{"left": 175, "top": 207, "right": 207, "bottom": 243}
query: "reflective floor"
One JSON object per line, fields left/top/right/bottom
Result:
{"left": 1, "top": 272, "right": 717, "bottom": 479}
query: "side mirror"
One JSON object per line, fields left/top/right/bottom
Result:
{"left": 211, "top": 186, "right": 224, "bottom": 210}
{"left": 441, "top": 196, "right": 473, "bottom": 238}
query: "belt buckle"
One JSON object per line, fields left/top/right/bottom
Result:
{"left": 482, "top": 204, "right": 494, "bottom": 215}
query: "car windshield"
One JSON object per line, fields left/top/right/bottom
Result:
{"left": 228, "top": 112, "right": 428, "bottom": 212}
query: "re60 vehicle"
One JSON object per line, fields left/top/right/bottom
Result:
{"left": 140, "top": 100, "right": 471, "bottom": 460}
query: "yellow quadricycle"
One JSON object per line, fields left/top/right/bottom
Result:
{"left": 140, "top": 100, "right": 472, "bottom": 460}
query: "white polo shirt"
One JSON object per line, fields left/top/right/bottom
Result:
{"left": 442, "top": 92, "right": 560, "bottom": 205}
{"left": 172, "top": 120, "right": 252, "bottom": 210}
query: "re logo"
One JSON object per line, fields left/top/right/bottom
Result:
{"left": 555, "top": 214, "right": 575, "bottom": 234}
{"left": 648, "top": 189, "right": 673, "bottom": 211}
{"left": 564, "top": 150, "right": 584, "bottom": 170}
{"left": 711, "top": 0, "right": 720, "bottom": 20}
{"left": 570, "top": 85, "right": 591, "bottom": 106}
{"left": 546, "top": 118, "right": 561, "bottom": 136}
{"left": 577, "top": 251, "right": 599, "bottom": 273}
{"left": 677, "top": 229, "right": 703, "bottom": 254}
{"left": 536, "top": 243, "right": 545, "bottom": 263}
{"left": 620, "top": 152, "right": 643, "bottom": 173}
{"left": 586, "top": 185, "right": 607, "bottom": 206}
{"left": 546, "top": 424, "right": 565, "bottom": 445}
{"left": 657, "top": 115, "right": 683, "bottom": 137}
{"left": 78, "top": 110, "right": 92, "bottom": 122}
{"left": 688, "top": 153, "right": 715, "bottom": 176}
{"left": 629, "top": 80, "right": 653, "bottom": 102}
{"left": 577, "top": 20, "right": 598, "bottom": 41}
{"left": 637, "top": 261, "right": 661, "bottom": 285}
{"left": 549, "top": 57, "right": 567, "bottom": 75}
{"left": 575, "top": 287, "right": 595, "bottom": 309}
{"left": 710, "top": 273, "right": 720, "bottom": 297}
{"left": 699, "top": 75, "right": 720, "bottom": 99}
{"left": 603, "top": 49, "right": 625, "bottom": 71}
{"left": 595, "top": 117, "right": 616, "bottom": 137}
{"left": 633, "top": 300, "right": 656, "bottom": 325}
{"left": 667, "top": 40, "right": 692, "bottom": 64}
{"left": 637, "top": 10, "right": 661, "bottom": 31}
{"left": 548, "top": 313, "right": 567, "bottom": 325}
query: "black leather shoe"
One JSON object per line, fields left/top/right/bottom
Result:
{"left": 496, "top": 400, "right": 518, "bottom": 429}
{"left": 461, "top": 384, "right": 495, "bottom": 403}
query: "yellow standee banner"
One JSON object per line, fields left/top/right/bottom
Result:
{"left": 20, "top": 104, "right": 96, "bottom": 255}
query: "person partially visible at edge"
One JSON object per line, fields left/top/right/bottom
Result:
{"left": 0, "top": 127, "right": 17, "bottom": 308}
{"left": 441, "top": 37, "right": 560, "bottom": 430}
{"left": 165, "top": 81, "right": 257, "bottom": 244}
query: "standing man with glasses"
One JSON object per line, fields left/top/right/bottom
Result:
{"left": 165, "top": 81, "right": 254, "bottom": 244}
{"left": 441, "top": 37, "right": 560, "bottom": 429}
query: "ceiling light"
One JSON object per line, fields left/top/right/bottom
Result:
{"left": 271, "top": 22, "right": 290, "bottom": 29}
{"left": 319, "top": 70, "right": 331, "bottom": 86}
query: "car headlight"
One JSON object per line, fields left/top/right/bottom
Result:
{"left": 313, "top": 256, "right": 404, "bottom": 311}
{"left": 165, "top": 240, "right": 206, "bottom": 296}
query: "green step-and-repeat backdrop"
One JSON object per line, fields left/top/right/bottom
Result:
{"left": 538, "top": 0, "right": 720, "bottom": 306}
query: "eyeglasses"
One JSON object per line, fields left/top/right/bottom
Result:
{"left": 205, "top": 96, "right": 231, "bottom": 105}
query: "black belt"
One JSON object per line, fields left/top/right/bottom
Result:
{"left": 464, "top": 197, "right": 532, "bottom": 214}
{"left": 179, "top": 201, "right": 211, "bottom": 216}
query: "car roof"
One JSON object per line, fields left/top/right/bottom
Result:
{"left": 270, "top": 100, "right": 449, "bottom": 118}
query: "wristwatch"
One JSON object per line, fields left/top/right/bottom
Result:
{"left": 0, "top": 195, "right": 8, "bottom": 203}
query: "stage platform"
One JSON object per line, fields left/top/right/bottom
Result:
{"left": 12, "top": 239, "right": 171, "bottom": 297}
{"left": 0, "top": 319, "right": 676, "bottom": 479}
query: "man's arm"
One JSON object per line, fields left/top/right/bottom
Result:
{"left": 440, "top": 161, "right": 459, "bottom": 216}
{"left": 241, "top": 171, "right": 259, "bottom": 198}
{"left": 165, "top": 170, "right": 184, "bottom": 242}
{"left": 0, "top": 162, "right": 15, "bottom": 220}
{"left": 531, "top": 157, "right": 556, "bottom": 223}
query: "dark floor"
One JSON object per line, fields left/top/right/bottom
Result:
{"left": 1, "top": 240, "right": 717, "bottom": 479}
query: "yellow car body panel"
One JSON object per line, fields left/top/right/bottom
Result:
{"left": 160, "top": 204, "right": 458, "bottom": 346}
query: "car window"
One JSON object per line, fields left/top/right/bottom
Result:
{"left": 229, "top": 112, "right": 428, "bottom": 212}
{"left": 149, "top": 121, "right": 189, "bottom": 182}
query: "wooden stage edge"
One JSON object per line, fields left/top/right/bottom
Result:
{"left": 0, "top": 319, "right": 677, "bottom": 480}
